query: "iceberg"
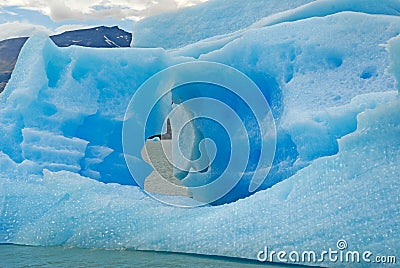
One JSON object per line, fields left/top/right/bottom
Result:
{"left": 0, "top": 0, "right": 399, "bottom": 265}
{"left": 1, "top": 94, "right": 399, "bottom": 262}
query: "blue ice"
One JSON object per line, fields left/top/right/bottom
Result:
{"left": 0, "top": 0, "right": 399, "bottom": 264}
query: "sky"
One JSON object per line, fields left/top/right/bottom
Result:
{"left": 0, "top": 0, "right": 209, "bottom": 40}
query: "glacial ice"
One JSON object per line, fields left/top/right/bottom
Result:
{"left": 133, "top": 0, "right": 400, "bottom": 50}
{"left": 0, "top": 0, "right": 399, "bottom": 264}
{"left": 388, "top": 34, "right": 400, "bottom": 91}
{"left": 132, "top": 0, "right": 315, "bottom": 49}
{"left": 1, "top": 93, "right": 399, "bottom": 261}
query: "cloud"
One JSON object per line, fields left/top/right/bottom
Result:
{"left": 0, "top": 0, "right": 209, "bottom": 22}
{"left": 0, "top": 21, "right": 52, "bottom": 41}
{"left": 47, "top": 0, "right": 85, "bottom": 21}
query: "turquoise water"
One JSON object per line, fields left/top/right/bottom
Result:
{"left": 0, "top": 244, "right": 297, "bottom": 267}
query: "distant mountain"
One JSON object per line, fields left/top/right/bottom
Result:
{"left": 50, "top": 26, "right": 131, "bottom": 48}
{"left": 0, "top": 26, "right": 132, "bottom": 93}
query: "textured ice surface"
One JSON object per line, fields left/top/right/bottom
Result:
{"left": 1, "top": 95, "right": 399, "bottom": 263}
{"left": 132, "top": 0, "right": 315, "bottom": 49}
{"left": 133, "top": 0, "right": 400, "bottom": 50}
{"left": 0, "top": 0, "right": 400, "bottom": 264}
{"left": 174, "top": 11, "right": 400, "bottom": 203}
{"left": 0, "top": 34, "right": 176, "bottom": 185}
{"left": 387, "top": 35, "right": 400, "bottom": 92}
{"left": 2, "top": 10, "right": 399, "bottom": 203}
